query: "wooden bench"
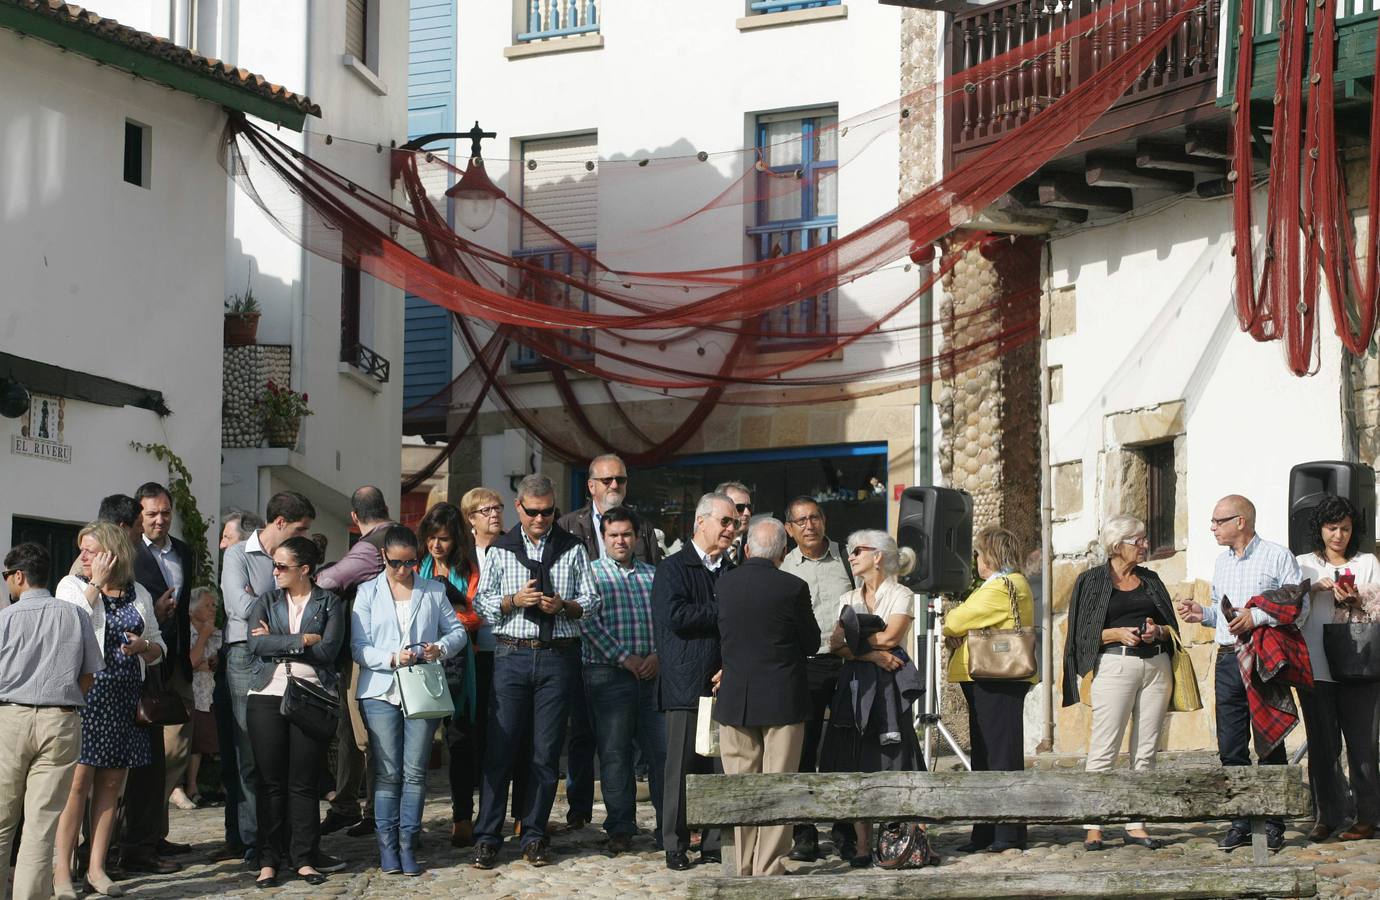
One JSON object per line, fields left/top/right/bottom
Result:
{"left": 685, "top": 767, "right": 1316, "bottom": 899}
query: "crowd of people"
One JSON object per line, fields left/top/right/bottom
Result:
{"left": 0, "top": 461, "right": 1377, "bottom": 896}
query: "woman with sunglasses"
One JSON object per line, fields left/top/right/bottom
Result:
{"left": 417, "top": 501, "right": 489, "bottom": 847}
{"left": 245, "top": 537, "right": 344, "bottom": 888}
{"left": 351, "top": 525, "right": 467, "bottom": 876}
{"left": 820, "top": 530, "right": 921, "bottom": 867}
{"left": 1061, "top": 515, "right": 1177, "bottom": 851}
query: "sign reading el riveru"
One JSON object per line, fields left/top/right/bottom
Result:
{"left": 11, "top": 393, "right": 72, "bottom": 463}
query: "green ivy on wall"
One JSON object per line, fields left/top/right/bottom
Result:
{"left": 131, "top": 441, "right": 215, "bottom": 588}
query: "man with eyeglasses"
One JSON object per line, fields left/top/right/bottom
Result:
{"left": 473, "top": 474, "right": 600, "bottom": 869}
{"left": 716, "top": 482, "right": 754, "bottom": 565}
{"left": 1177, "top": 494, "right": 1303, "bottom": 852}
{"left": 557, "top": 454, "right": 661, "bottom": 830}
{"left": 778, "top": 496, "right": 855, "bottom": 862}
{"left": 652, "top": 491, "right": 738, "bottom": 870}
{"left": 316, "top": 486, "right": 397, "bottom": 840}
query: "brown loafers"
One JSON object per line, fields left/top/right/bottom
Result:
{"left": 1307, "top": 824, "right": 1334, "bottom": 842}
{"left": 1339, "top": 823, "right": 1376, "bottom": 841}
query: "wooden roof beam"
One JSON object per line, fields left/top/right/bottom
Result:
{"left": 1038, "top": 176, "right": 1132, "bottom": 213}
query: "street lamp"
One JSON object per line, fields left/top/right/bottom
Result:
{"left": 401, "top": 122, "right": 505, "bottom": 232}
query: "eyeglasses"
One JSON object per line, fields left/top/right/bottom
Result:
{"left": 735, "top": 503, "right": 752, "bottom": 514}
{"left": 1121, "top": 537, "right": 1149, "bottom": 547}
{"left": 271, "top": 561, "right": 304, "bottom": 571}
{"left": 788, "top": 514, "right": 823, "bottom": 527}
{"left": 1210, "top": 515, "right": 1241, "bottom": 526}
{"left": 385, "top": 558, "right": 420, "bottom": 570}
{"left": 521, "top": 505, "right": 556, "bottom": 519}
{"left": 592, "top": 475, "right": 628, "bottom": 487}
{"left": 473, "top": 504, "right": 503, "bottom": 517}
{"left": 849, "top": 546, "right": 877, "bottom": 557}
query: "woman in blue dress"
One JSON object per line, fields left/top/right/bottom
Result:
{"left": 54, "top": 521, "right": 166, "bottom": 898}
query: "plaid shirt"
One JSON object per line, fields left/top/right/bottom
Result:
{"left": 1203, "top": 535, "right": 1305, "bottom": 645}
{"left": 475, "top": 530, "right": 600, "bottom": 640}
{"left": 1237, "top": 585, "right": 1313, "bottom": 755}
{"left": 582, "top": 557, "right": 657, "bottom": 666}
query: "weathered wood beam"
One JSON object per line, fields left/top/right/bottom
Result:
{"left": 1036, "top": 176, "right": 1132, "bottom": 213}
{"left": 686, "top": 768, "right": 1311, "bottom": 827}
{"left": 686, "top": 865, "right": 1318, "bottom": 900}
{"left": 990, "top": 193, "right": 1088, "bottom": 224}
{"left": 1185, "top": 125, "right": 1232, "bottom": 160}
{"left": 1086, "top": 156, "right": 1195, "bottom": 192}
{"left": 1135, "top": 140, "right": 1226, "bottom": 174}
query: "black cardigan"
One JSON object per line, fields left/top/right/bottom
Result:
{"left": 1061, "top": 563, "right": 1178, "bottom": 707}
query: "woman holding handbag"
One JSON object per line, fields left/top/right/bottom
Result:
{"left": 1295, "top": 495, "right": 1380, "bottom": 842}
{"left": 245, "top": 536, "right": 344, "bottom": 888}
{"left": 417, "top": 501, "right": 489, "bottom": 848}
{"left": 352, "top": 525, "right": 467, "bottom": 876}
{"left": 53, "top": 522, "right": 165, "bottom": 899}
{"left": 1061, "top": 515, "right": 1177, "bottom": 851}
{"left": 942, "top": 525, "right": 1036, "bottom": 853}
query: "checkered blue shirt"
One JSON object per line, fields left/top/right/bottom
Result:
{"left": 475, "top": 530, "right": 600, "bottom": 640}
{"left": 1203, "top": 534, "right": 1305, "bottom": 645}
{"left": 582, "top": 557, "right": 657, "bottom": 665}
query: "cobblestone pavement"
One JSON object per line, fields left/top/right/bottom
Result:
{"left": 121, "top": 769, "right": 1378, "bottom": 898}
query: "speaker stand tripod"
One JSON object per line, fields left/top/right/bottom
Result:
{"left": 916, "top": 593, "right": 972, "bottom": 772}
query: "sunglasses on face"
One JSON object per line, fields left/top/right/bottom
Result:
{"left": 271, "top": 561, "right": 305, "bottom": 571}
{"left": 521, "top": 505, "right": 556, "bottom": 519}
{"left": 473, "top": 504, "right": 503, "bottom": 517}
{"left": 385, "top": 558, "right": 420, "bottom": 570}
{"left": 735, "top": 503, "right": 752, "bottom": 514}
{"left": 848, "top": 546, "right": 877, "bottom": 557}
{"left": 592, "top": 475, "right": 628, "bottom": 487}
{"left": 1, "top": 569, "right": 17, "bottom": 580}
{"left": 714, "top": 516, "right": 737, "bottom": 529}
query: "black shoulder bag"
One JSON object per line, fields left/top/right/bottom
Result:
{"left": 280, "top": 659, "right": 339, "bottom": 742}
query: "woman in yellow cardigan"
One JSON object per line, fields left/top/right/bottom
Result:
{"left": 942, "top": 525, "right": 1036, "bottom": 853}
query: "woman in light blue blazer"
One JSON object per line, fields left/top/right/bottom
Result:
{"left": 351, "top": 526, "right": 466, "bottom": 877}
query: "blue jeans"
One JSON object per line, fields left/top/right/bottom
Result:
{"left": 583, "top": 663, "right": 665, "bottom": 836}
{"left": 1214, "top": 650, "right": 1286, "bottom": 832}
{"left": 475, "top": 642, "right": 579, "bottom": 849}
{"left": 225, "top": 643, "right": 258, "bottom": 849}
{"left": 360, "top": 698, "right": 439, "bottom": 834}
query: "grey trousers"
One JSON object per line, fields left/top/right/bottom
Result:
{"left": 226, "top": 643, "right": 258, "bottom": 848}
{"left": 662, "top": 708, "right": 721, "bottom": 855}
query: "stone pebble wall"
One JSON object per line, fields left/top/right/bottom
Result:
{"left": 222, "top": 345, "right": 291, "bottom": 448}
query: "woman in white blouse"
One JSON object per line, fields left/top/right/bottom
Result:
{"left": 1295, "top": 495, "right": 1380, "bottom": 842}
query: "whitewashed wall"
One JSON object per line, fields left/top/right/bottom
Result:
{"left": 1046, "top": 191, "right": 1346, "bottom": 579}
{"left": 0, "top": 30, "right": 226, "bottom": 567}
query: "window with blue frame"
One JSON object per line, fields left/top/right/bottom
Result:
{"left": 517, "top": 0, "right": 600, "bottom": 43}
{"left": 751, "top": 0, "right": 842, "bottom": 14}
{"left": 751, "top": 107, "right": 838, "bottom": 345}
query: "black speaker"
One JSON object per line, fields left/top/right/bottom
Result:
{"left": 1287, "top": 461, "right": 1376, "bottom": 555}
{"left": 897, "top": 485, "right": 973, "bottom": 593}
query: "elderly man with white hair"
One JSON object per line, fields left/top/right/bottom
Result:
{"left": 712, "top": 516, "right": 819, "bottom": 876}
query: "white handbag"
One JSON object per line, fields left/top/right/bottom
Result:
{"left": 394, "top": 644, "right": 454, "bottom": 720}
{"left": 695, "top": 695, "right": 720, "bottom": 757}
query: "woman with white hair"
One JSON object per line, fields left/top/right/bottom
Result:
{"left": 821, "top": 529, "right": 922, "bottom": 867}
{"left": 1061, "top": 514, "right": 1178, "bottom": 851}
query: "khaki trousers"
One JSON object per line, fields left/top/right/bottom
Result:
{"left": 719, "top": 722, "right": 804, "bottom": 876}
{"left": 0, "top": 705, "right": 81, "bottom": 900}
{"left": 330, "top": 658, "right": 373, "bottom": 818}
{"left": 163, "top": 669, "right": 195, "bottom": 805}
{"left": 1084, "top": 651, "right": 1172, "bottom": 832}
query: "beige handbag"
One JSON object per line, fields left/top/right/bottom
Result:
{"left": 695, "top": 695, "right": 721, "bottom": 757}
{"left": 965, "top": 576, "right": 1038, "bottom": 681}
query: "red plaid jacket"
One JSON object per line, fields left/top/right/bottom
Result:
{"left": 1237, "top": 583, "right": 1313, "bottom": 755}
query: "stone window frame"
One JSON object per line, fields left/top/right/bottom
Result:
{"left": 1099, "top": 400, "right": 1187, "bottom": 560}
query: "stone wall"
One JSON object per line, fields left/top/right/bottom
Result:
{"left": 222, "top": 344, "right": 291, "bottom": 448}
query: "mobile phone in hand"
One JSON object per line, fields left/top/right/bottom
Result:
{"left": 1220, "top": 596, "right": 1239, "bottom": 622}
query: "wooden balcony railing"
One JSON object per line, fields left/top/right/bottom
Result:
{"left": 945, "top": 0, "right": 1221, "bottom": 171}
{"left": 1220, "top": 0, "right": 1378, "bottom": 103}
{"left": 518, "top": 0, "right": 600, "bottom": 42}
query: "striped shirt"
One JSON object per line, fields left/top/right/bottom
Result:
{"left": 1203, "top": 534, "right": 1306, "bottom": 645}
{"left": 475, "top": 530, "right": 600, "bottom": 640}
{"left": 583, "top": 557, "right": 657, "bottom": 665}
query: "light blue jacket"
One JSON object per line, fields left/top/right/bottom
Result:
{"left": 351, "top": 572, "right": 467, "bottom": 700}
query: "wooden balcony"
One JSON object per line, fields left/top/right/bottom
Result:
{"left": 945, "top": 0, "right": 1223, "bottom": 173}
{"left": 1220, "top": 0, "right": 1378, "bottom": 105}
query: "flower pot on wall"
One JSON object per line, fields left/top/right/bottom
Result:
{"left": 265, "top": 417, "right": 300, "bottom": 449}
{"left": 224, "top": 313, "right": 261, "bottom": 347}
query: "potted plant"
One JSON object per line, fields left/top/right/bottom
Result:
{"left": 257, "top": 380, "right": 313, "bottom": 448}
{"left": 224, "top": 285, "right": 261, "bottom": 347}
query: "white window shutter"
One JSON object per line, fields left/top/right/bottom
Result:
{"left": 521, "top": 134, "right": 598, "bottom": 250}
{"left": 345, "top": 0, "right": 368, "bottom": 59}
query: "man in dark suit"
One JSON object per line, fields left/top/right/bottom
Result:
{"left": 124, "top": 481, "right": 198, "bottom": 872}
{"left": 556, "top": 453, "right": 660, "bottom": 829}
{"left": 714, "top": 516, "right": 819, "bottom": 876}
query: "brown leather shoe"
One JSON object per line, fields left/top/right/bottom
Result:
{"left": 1339, "top": 823, "right": 1376, "bottom": 841}
{"left": 451, "top": 820, "right": 474, "bottom": 848}
{"left": 1307, "top": 824, "right": 1334, "bottom": 842}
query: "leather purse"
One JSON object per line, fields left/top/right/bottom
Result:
{"left": 1323, "top": 623, "right": 1380, "bottom": 682}
{"left": 279, "top": 660, "right": 339, "bottom": 742}
{"left": 1165, "top": 626, "right": 1203, "bottom": 712}
{"left": 135, "top": 664, "right": 189, "bottom": 727}
{"left": 394, "top": 644, "right": 455, "bottom": 720}
{"left": 965, "top": 576, "right": 1038, "bottom": 681}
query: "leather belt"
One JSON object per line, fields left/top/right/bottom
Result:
{"left": 1099, "top": 643, "right": 1165, "bottom": 659}
{"left": 496, "top": 636, "right": 580, "bottom": 650}
{"left": 0, "top": 700, "right": 77, "bottom": 712}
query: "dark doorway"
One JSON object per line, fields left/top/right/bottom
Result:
{"left": 11, "top": 516, "right": 82, "bottom": 592}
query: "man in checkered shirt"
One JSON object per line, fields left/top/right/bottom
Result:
{"left": 471, "top": 474, "right": 600, "bottom": 869}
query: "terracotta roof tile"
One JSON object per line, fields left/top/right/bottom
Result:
{"left": 5, "top": 0, "right": 321, "bottom": 118}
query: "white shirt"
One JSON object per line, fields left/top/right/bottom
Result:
{"left": 383, "top": 593, "right": 414, "bottom": 706}
{"left": 693, "top": 539, "right": 725, "bottom": 573}
{"left": 1295, "top": 551, "right": 1380, "bottom": 682}
{"left": 144, "top": 533, "right": 184, "bottom": 601}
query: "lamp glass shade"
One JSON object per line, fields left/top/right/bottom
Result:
{"left": 446, "top": 160, "right": 503, "bottom": 232}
